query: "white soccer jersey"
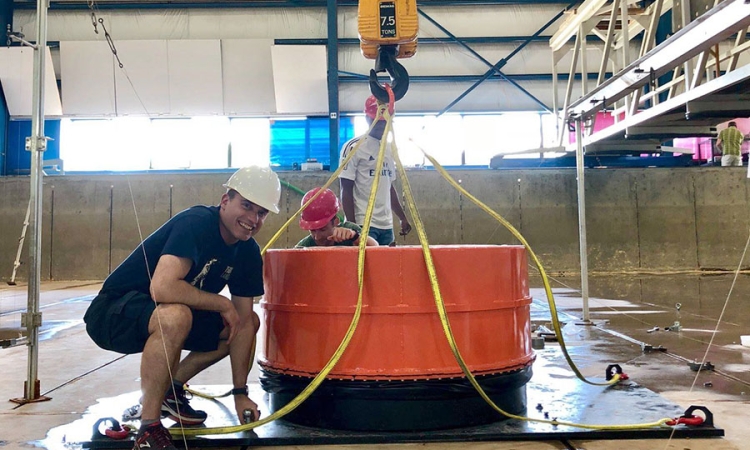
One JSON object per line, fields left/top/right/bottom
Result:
{"left": 339, "top": 134, "right": 396, "bottom": 230}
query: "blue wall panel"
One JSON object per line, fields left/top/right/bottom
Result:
{"left": 270, "top": 116, "right": 355, "bottom": 169}
{"left": 6, "top": 120, "right": 61, "bottom": 175}
{"left": 0, "top": 83, "right": 8, "bottom": 175}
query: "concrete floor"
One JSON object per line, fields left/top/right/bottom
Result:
{"left": 0, "top": 275, "right": 749, "bottom": 450}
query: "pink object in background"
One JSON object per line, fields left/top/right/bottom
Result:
{"left": 567, "top": 112, "right": 616, "bottom": 145}
{"left": 674, "top": 137, "right": 714, "bottom": 161}
{"left": 568, "top": 113, "right": 749, "bottom": 163}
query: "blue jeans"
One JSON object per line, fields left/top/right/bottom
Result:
{"left": 368, "top": 227, "right": 395, "bottom": 246}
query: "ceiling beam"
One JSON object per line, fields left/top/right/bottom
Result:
{"left": 13, "top": 0, "right": 571, "bottom": 11}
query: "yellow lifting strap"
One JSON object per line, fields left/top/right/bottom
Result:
{"left": 177, "top": 106, "right": 679, "bottom": 435}
{"left": 358, "top": 0, "right": 417, "bottom": 102}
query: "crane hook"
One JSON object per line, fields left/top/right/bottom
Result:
{"left": 369, "top": 45, "right": 409, "bottom": 103}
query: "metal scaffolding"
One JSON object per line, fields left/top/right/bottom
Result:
{"left": 550, "top": 0, "right": 750, "bottom": 320}
{"left": 8, "top": 0, "right": 52, "bottom": 405}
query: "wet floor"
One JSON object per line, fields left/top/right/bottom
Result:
{"left": 530, "top": 273, "right": 750, "bottom": 398}
{"left": 43, "top": 348, "right": 719, "bottom": 450}
{"left": 0, "top": 283, "right": 96, "bottom": 347}
{"left": 1, "top": 276, "right": 749, "bottom": 450}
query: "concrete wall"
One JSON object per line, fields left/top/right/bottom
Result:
{"left": 1, "top": 167, "right": 748, "bottom": 282}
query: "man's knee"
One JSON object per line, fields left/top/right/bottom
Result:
{"left": 235, "top": 310, "right": 260, "bottom": 336}
{"left": 150, "top": 304, "right": 193, "bottom": 338}
{"left": 236, "top": 310, "right": 260, "bottom": 335}
{"left": 249, "top": 310, "right": 260, "bottom": 333}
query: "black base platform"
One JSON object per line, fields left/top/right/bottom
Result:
{"left": 260, "top": 366, "right": 532, "bottom": 431}
{"left": 42, "top": 372, "right": 724, "bottom": 449}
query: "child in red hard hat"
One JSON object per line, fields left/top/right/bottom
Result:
{"left": 296, "top": 187, "right": 378, "bottom": 248}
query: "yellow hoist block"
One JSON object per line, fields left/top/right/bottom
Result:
{"left": 358, "top": 0, "right": 418, "bottom": 59}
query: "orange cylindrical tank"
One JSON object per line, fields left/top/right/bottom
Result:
{"left": 260, "top": 245, "right": 533, "bottom": 380}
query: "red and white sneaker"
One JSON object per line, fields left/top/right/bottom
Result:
{"left": 132, "top": 423, "right": 177, "bottom": 450}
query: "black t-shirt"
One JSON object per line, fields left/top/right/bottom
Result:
{"left": 102, "top": 205, "right": 263, "bottom": 299}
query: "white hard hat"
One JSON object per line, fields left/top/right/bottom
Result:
{"left": 223, "top": 166, "right": 281, "bottom": 214}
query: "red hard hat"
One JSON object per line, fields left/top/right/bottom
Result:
{"left": 364, "top": 95, "right": 394, "bottom": 120}
{"left": 299, "top": 188, "right": 340, "bottom": 230}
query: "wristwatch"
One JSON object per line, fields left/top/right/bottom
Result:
{"left": 231, "top": 385, "right": 249, "bottom": 396}
{"left": 351, "top": 231, "right": 361, "bottom": 242}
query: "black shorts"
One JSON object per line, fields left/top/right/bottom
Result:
{"left": 83, "top": 290, "right": 225, "bottom": 354}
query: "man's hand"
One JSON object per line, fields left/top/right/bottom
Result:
{"left": 235, "top": 395, "right": 260, "bottom": 423}
{"left": 399, "top": 218, "right": 412, "bottom": 236}
{"left": 328, "top": 227, "right": 357, "bottom": 243}
{"left": 220, "top": 299, "right": 241, "bottom": 345}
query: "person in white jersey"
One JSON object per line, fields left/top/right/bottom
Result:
{"left": 339, "top": 96, "right": 411, "bottom": 245}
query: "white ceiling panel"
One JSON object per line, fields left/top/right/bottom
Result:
{"left": 222, "top": 39, "right": 276, "bottom": 115}
{"left": 113, "top": 40, "right": 170, "bottom": 116}
{"left": 167, "top": 40, "right": 223, "bottom": 115}
{"left": 0, "top": 46, "right": 63, "bottom": 117}
{"left": 271, "top": 45, "right": 328, "bottom": 114}
{"left": 59, "top": 41, "right": 115, "bottom": 116}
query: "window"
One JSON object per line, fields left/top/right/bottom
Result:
{"left": 61, "top": 117, "right": 271, "bottom": 171}
{"left": 229, "top": 118, "right": 271, "bottom": 168}
{"left": 60, "top": 118, "right": 152, "bottom": 171}
{"left": 59, "top": 112, "right": 568, "bottom": 172}
{"left": 541, "top": 113, "right": 562, "bottom": 148}
{"left": 354, "top": 112, "right": 559, "bottom": 167}
{"left": 463, "top": 115, "right": 506, "bottom": 165}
